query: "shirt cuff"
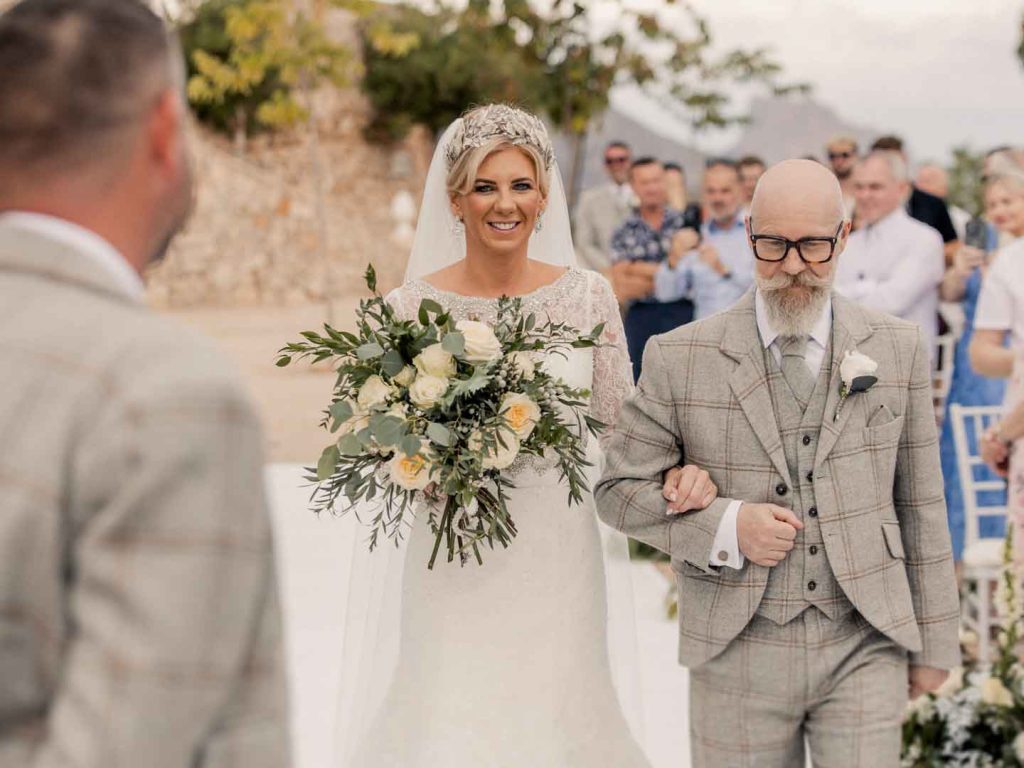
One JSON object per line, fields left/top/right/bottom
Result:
{"left": 708, "top": 499, "right": 745, "bottom": 569}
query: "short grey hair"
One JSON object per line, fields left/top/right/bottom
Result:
{"left": 0, "top": 0, "right": 180, "bottom": 177}
{"left": 865, "top": 150, "right": 909, "bottom": 183}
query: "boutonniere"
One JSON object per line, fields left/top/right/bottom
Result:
{"left": 835, "top": 350, "right": 878, "bottom": 421}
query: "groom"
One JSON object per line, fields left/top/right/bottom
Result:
{"left": 596, "top": 159, "right": 959, "bottom": 766}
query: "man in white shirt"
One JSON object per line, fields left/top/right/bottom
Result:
{"left": 836, "top": 151, "right": 945, "bottom": 356}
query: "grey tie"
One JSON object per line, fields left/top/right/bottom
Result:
{"left": 778, "top": 335, "right": 814, "bottom": 408}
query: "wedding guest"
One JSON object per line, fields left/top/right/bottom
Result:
{"left": 737, "top": 155, "right": 766, "bottom": 206}
{"left": 872, "top": 135, "right": 959, "bottom": 263}
{"left": 938, "top": 174, "right": 1024, "bottom": 561}
{"left": 664, "top": 162, "right": 688, "bottom": 210}
{"left": 835, "top": 151, "right": 945, "bottom": 355}
{"left": 654, "top": 160, "right": 754, "bottom": 319}
{"left": 916, "top": 162, "right": 970, "bottom": 241}
{"left": 574, "top": 140, "right": 634, "bottom": 274}
{"left": 0, "top": 1, "right": 289, "bottom": 765}
{"left": 611, "top": 157, "right": 695, "bottom": 380}
{"left": 825, "top": 135, "right": 858, "bottom": 217}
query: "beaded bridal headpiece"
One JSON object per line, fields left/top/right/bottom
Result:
{"left": 444, "top": 104, "right": 556, "bottom": 172}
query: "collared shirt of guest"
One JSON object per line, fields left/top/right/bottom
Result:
{"left": 705, "top": 289, "right": 834, "bottom": 569}
{"left": 610, "top": 206, "right": 687, "bottom": 265}
{"left": 653, "top": 216, "right": 755, "bottom": 318}
{"left": 834, "top": 206, "right": 944, "bottom": 357}
{"left": 0, "top": 211, "right": 144, "bottom": 299}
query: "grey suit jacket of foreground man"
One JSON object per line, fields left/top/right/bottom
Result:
{"left": 596, "top": 291, "right": 960, "bottom": 670}
{"left": 0, "top": 226, "right": 290, "bottom": 766}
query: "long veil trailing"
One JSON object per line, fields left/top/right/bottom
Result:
{"left": 332, "top": 117, "right": 645, "bottom": 765}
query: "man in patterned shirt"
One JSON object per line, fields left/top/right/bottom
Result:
{"left": 611, "top": 157, "right": 698, "bottom": 380}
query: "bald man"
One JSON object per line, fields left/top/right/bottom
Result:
{"left": 597, "top": 160, "right": 959, "bottom": 767}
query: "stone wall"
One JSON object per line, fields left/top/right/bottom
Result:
{"left": 147, "top": 91, "right": 432, "bottom": 308}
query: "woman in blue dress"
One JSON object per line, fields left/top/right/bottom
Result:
{"left": 939, "top": 180, "right": 1022, "bottom": 561}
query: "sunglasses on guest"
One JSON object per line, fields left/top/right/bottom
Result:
{"left": 605, "top": 155, "right": 630, "bottom": 166}
{"left": 828, "top": 151, "right": 855, "bottom": 160}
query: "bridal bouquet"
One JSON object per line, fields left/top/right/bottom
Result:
{"left": 901, "top": 526, "right": 1024, "bottom": 767}
{"left": 276, "top": 266, "right": 605, "bottom": 569}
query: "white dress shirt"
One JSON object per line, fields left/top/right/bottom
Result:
{"left": 834, "top": 207, "right": 943, "bottom": 357}
{"left": 0, "top": 211, "right": 144, "bottom": 299}
{"left": 700, "top": 290, "right": 834, "bottom": 569}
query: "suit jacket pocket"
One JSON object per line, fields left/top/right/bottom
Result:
{"left": 863, "top": 413, "right": 905, "bottom": 446}
{"left": 882, "top": 521, "right": 905, "bottom": 560}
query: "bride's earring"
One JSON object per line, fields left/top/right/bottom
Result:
{"left": 534, "top": 212, "right": 544, "bottom": 233}
{"left": 452, "top": 216, "right": 464, "bottom": 236}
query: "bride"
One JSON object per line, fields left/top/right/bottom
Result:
{"left": 335, "top": 104, "right": 716, "bottom": 767}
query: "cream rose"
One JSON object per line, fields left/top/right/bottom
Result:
{"left": 469, "top": 428, "right": 520, "bottom": 470}
{"left": 980, "top": 676, "right": 1014, "bottom": 707}
{"left": 500, "top": 392, "right": 541, "bottom": 440}
{"left": 839, "top": 350, "right": 878, "bottom": 388}
{"left": 388, "top": 443, "right": 433, "bottom": 490}
{"left": 387, "top": 402, "right": 409, "bottom": 420}
{"left": 457, "top": 320, "right": 502, "bottom": 363}
{"left": 413, "top": 343, "right": 456, "bottom": 378}
{"left": 506, "top": 351, "right": 536, "bottom": 381}
{"left": 357, "top": 375, "right": 395, "bottom": 409}
{"left": 1014, "top": 732, "right": 1024, "bottom": 763}
{"left": 409, "top": 374, "right": 449, "bottom": 409}
{"left": 393, "top": 365, "right": 417, "bottom": 388}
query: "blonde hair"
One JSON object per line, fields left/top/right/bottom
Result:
{"left": 986, "top": 171, "right": 1024, "bottom": 197}
{"left": 446, "top": 137, "right": 550, "bottom": 198}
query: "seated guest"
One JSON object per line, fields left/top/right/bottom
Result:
{"left": 835, "top": 151, "right": 945, "bottom": 355}
{"left": 611, "top": 157, "right": 695, "bottom": 380}
{"left": 653, "top": 160, "right": 755, "bottom": 320}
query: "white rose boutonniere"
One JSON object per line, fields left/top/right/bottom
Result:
{"left": 835, "top": 350, "right": 878, "bottom": 421}
{"left": 456, "top": 319, "right": 502, "bottom": 364}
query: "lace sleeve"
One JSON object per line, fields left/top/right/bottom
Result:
{"left": 384, "top": 284, "right": 415, "bottom": 321}
{"left": 586, "top": 271, "right": 635, "bottom": 438}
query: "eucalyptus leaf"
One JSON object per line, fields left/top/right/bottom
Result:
{"left": 337, "top": 433, "right": 362, "bottom": 456}
{"left": 400, "top": 434, "right": 422, "bottom": 457}
{"left": 373, "top": 415, "right": 405, "bottom": 446}
{"left": 441, "top": 332, "right": 465, "bottom": 356}
{"left": 317, "top": 444, "right": 340, "bottom": 481}
{"left": 329, "top": 400, "right": 354, "bottom": 423}
{"left": 426, "top": 422, "right": 452, "bottom": 446}
{"left": 356, "top": 342, "right": 385, "bottom": 360}
{"left": 275, "top": 356, "right": 291, "bottom": 367}
{"left": 380, "top": 349, "right": 406, "bottom": 377}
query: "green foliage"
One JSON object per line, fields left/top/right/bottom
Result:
{"left": 179, "top": 0, "right": 354, "bottom": 144}
{"left": 948, "top": 145, "right": 987, "bottom": 217}
{"left": 352, "top": 0, "right": 803, "bottom": 143}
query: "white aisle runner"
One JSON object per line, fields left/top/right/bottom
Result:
{"left": 267, "top": 464, "right": 692, "bottom": 768}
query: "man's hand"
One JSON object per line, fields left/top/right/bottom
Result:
{"left": 610, "top": 260, "right": 656, "bottom": 302}
{"left": 909, "top": 665, "right": 949, "bottom": 700}
{"left": 662, "top": 465, "right": 717, "bottom": 514}
{"left": 667, "top": 229, "right": 700, "bottom": 269}
{"left": 952, "top": 245, "right": 985, "bottom": 279}
{"left": 697, "top": 243, "right": 726, "bottom": 275}
{"left": 736, "top": 502, "right": 804, "bottom": 567}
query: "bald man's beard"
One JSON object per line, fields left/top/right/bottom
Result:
{"left": 755, "top": 269, "right": 834, "bottom": 336}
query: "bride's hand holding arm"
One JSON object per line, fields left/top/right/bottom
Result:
{"left": 662, "top": 465, "right": 717, "bottom": 514}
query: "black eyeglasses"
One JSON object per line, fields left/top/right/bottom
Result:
{"left": 750, "top": 222, "right": 844, "bottom": 263}
{"left": 605, "top": 155, "right": 630, "bottom": 166}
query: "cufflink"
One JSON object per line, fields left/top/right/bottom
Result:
{"left": 718, "top": 550, "right": 729, "bottom": 562}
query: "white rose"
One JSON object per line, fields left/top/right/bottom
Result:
{"left": 980, "top": 676, "right": 1014, "bottom": 707}
{"left": 388, "top": 443, "right": 433, "bottom": 491}
{"left": 393, "top": 365, "right": 417, "bottom": 388}
{"left": 500, "top": 392, "right": 541, "bottom": 440}
{"left": 456, "top": 320, "right": 502, "bottom": 364}
{"left": 469, "top": 428, "right": 520, "bottom": 470}
{"left": 409, "top": 374, "right": 449, "bottom": 409}
{"left": 413, "top": 343, "right": 456, "bottom": 378}
{"left": 1014, "top": 732, "right": 1024, "bottom": 763}
{"left": 387, "top": 402, "right": 409, "bottom": 420}
{"left": 357, "top": 375, "right": 395, "bottom": 409}
{"left": 506, "top": 351, "right": 536, "bottom": 381}
{"left": 839, "top": 350, "right": 878, "bottom": 388}
{"left": 906, "top": 694, "right": 934, "bottom": 721}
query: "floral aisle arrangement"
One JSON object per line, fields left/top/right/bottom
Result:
{"left": 902, "top": 525, "right": 1024, "bottom": 767}
{"left": 276, "top": 267, "right": 605, "bottom": 569}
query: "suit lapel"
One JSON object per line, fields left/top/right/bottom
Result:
{"left": 722, "top": 293, "right": 790, "bottom": 483}
{"left": 814, "top": 294, "right": 875, "bottom": 468}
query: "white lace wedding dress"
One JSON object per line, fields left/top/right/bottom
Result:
{"left": 346, "top": 266, "right": 651, "bottom": 767}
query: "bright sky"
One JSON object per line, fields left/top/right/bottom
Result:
{"left": 608, "top": 0, "right": 1024, "bottom": 164}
